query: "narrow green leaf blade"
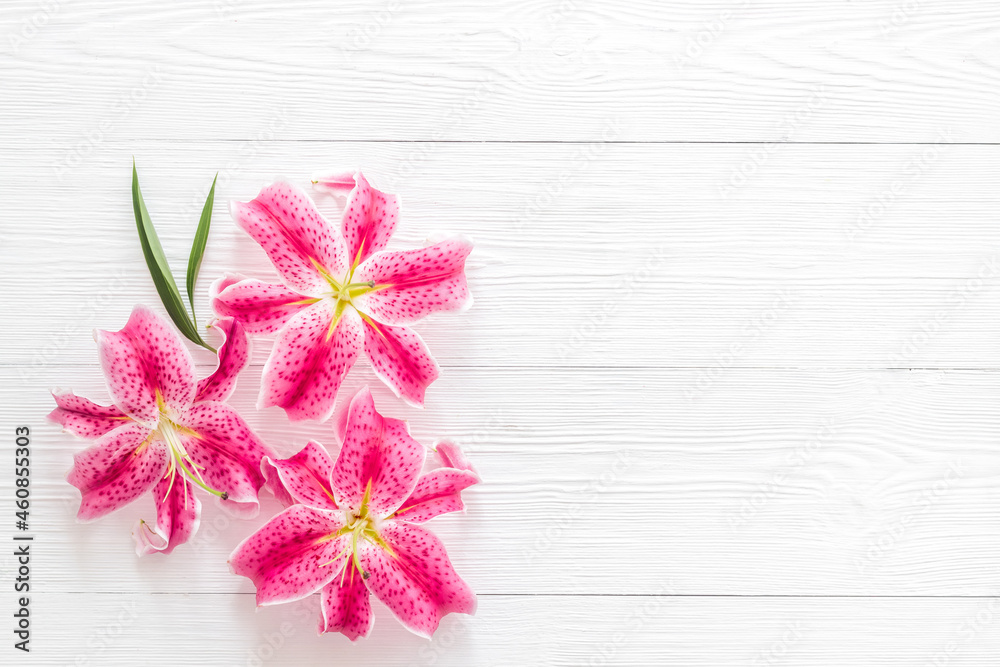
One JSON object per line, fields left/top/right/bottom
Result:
{"left": 131, "top": 161, "right": 212, "bottom": 350}
{"left": 186, "top": 172, "right": 217, "bottom": 329}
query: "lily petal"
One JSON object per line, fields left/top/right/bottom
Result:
{"left": 332, "top": 396, "right": 350, "bottom": 443}
{"left": 134, "top": 473, "right": 201, "bottom": 556}
{"left": 362, "top": 320, "right": 440, "bottom": 408}
{"left": 315, "top": 171, "right": 398, "bottom": 266}
{"left": 330, "top": 387, "right": 424, "bottom": 516}
{"left": 392, "top": 468, "right": 479, "bottom": 524}
{"left": 211, "top": 275, "right": 313, "bottom": 335}
{"left": 178, "top": 401, "right": 275, "bottom": 518}
{"left": 359, "top": 521, "right": 476, "bottom": 639}
{"left": 209, "top": 271, "right": 243, "bottom": 297}
{"left": 435, "top": 441, "right": 479, "bottom": 476}
{"left": 262, "top": 440, "right": 338, "bottom": 510}
{"left": 194, "top": 317, "right": 250, "bottom": 403}
{"left": 49, "top": 390, "right": 129, "bottom": 439}
{"left": 67, "top": 422, "right": 167, "bottom": 522}
{"left": 95, "top": 305, "right": 197, "bottom": 422}
{"left": 259, "top": 301, "right": 364, "bottom": 423}
{"left": 311, "top": 171, "right": 357, "bottom": 195}
{"left": 230, "top": 181, "right": 350, "bottom": 295}
{"left": 354, "top": 238, "right": 473, "bottom": 325}
{"left": 319, "top": 568, "right": 374, "bottom": 640}
{"left": 229, "top": 504, "right": 349, "bottom": 606}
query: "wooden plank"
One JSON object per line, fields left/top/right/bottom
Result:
{"left": 22, "top": 593, "right": 1000, "bottom": 666}
{"left": 1, "top": 1, "right": 1000, "bottom": 142}
{"left": 2, "top": 142, "right": 999, "bottom": 369}
{"left": 6, "top": 366, "right": 999, "bottom": 595}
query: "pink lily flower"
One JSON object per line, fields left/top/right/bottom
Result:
{"left": 213, "top": 172, "right": 473, "bottom": 422}
{"left": 49, "top": 305, "right": 276, "bottom": 555}
{"left": 230, "top": 387, "right": 479, "bottom": 640}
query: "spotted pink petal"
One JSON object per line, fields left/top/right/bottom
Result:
{"left": 262, "top": 440, "right": 338, "bottom": 510}
{"left": 134, "top": 473, "right": 201, "bottom": 556}
{"left": 362, "top": 320, "right": 439, "bottom": 408}
{"left": 194, "top": 317, "right": 250, "bottom": 403}
{"left": 67, "top": 422, "right": 167, "bottom": 522}
{"left": 230, "top": 181, "right": 350, "bottom": 295}
{"left": 354, "top": 237, "right": 473, "bottom": 326}
{"left": 178, "top": 401, "right": 276, "bottom": 518}
{"left": 48, "top": 390, "right": 130, "bottom": 439}
{"left": 435, "top": 441, "right": 478, "bottom": 476}
{"left": 314, "top": 171, "right": 399, "bottom": 266}
{"left": 330, "top": 387, "right": 424, "bottom": 516}
{"left": 319, "top": 567, "right": 374, "bottom": 640}
{"left": 229, "top": 504, "right": 349, "bottom": 606}
{"left": 211, "top": 274, "right": 313, "bottom": 335}
{"left": 95, "top": 305, "right": 197, "bottom": 422}
{"left": 259, "top": 301, "right": 364, "bottom": 423}
{"left": 392, "top": 468, "right": 479, "bottom": 524}
{"left": 359, "top": 521, "right": 476, "bottom": 638}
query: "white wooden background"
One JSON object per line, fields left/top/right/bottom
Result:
{"left": 2, "top": 1, "right": 999, "bottom": 665}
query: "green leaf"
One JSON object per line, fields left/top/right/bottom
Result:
{"left": 131, "top": 161, "right": 214, "bottom": 351}
{"left": 186, "top": 172, "right": 217, "bottom": 329}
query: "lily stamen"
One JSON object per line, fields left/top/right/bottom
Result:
{"left": 160, "top": 419, "right": 229, "bottom": 501}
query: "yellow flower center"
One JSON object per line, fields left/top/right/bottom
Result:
{"left": 305, "top": 255, "right": 391, "bottom": 341}
{"left": 320, "top": 482, "right": 395, "bottom": 584}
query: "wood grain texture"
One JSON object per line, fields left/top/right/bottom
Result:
{"left": 1, "top": 0, "right": 1000, "bottom": 142}
{"left": 2, "top": 1, "right": 999, "bottom": 664}
{"left": 22, "top": 594, "right": 1000, "bottom": 666}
